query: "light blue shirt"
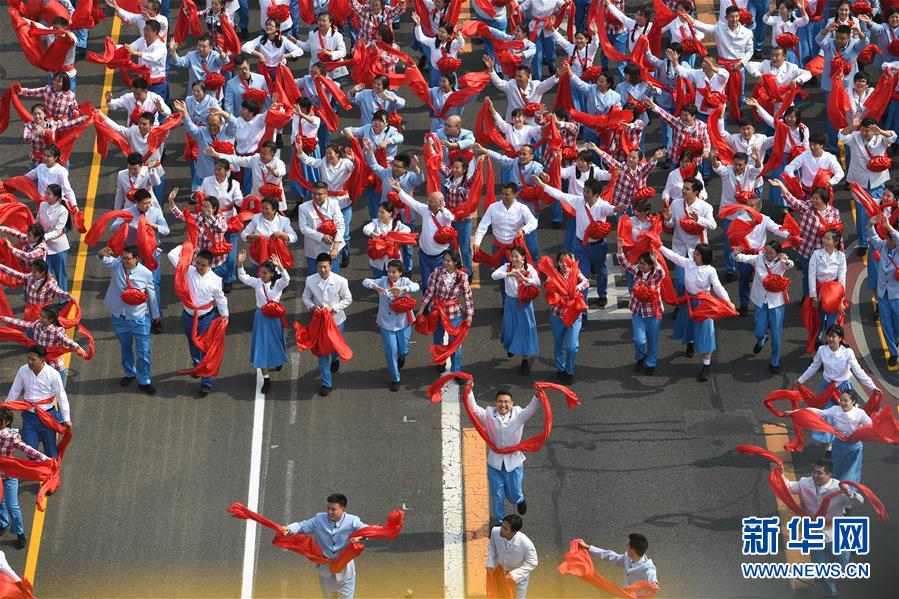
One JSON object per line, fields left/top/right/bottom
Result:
{"left": 569, "top": 74, "right": 622, "bottom": 114}
{"left": 434, "top": 127, "right": 476, "bottom": 161}
{"left": 185, "top": 94, "right": 221, "bottom": 127}
{"left": 363, "top": 275, "right": 421, "bottom": 330}
{"left": 99, "top": 256, "right": 160, "bottom": 320}
{"left": 223, "top": 73, "right": 269, "bottom": 115}
{"left": 814, "top": 34, "right": 863, "bottom": 92}
{"left": 616, "top": 81, "right": 655, "bottom": 126}
{"left": 348, "top": 124, "right": 404, "bottom": 161}
{"left": 350, "top": 89, "right": 406, "bottom": 125}
{"left": 428, "top": 87, "right": 465, "bottom": 130}
{"left": 287, "top": 512, "right": 367, "bottom": 580}
{"left": 366, "top": 154, "right": 425, "bottom": 205}
{"left": 183, "top": 119, "right": 238, "bottom": 180}
{"left": 171, "top": 50, "right": 227, "bottom": 89}
{"left": 871, "top": 228, "right": 899, "bottom": 299}
{"left": 110, "top": 205, "right": 170, "bottom": 247}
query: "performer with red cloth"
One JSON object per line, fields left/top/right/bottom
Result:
{"left": 692, "top": 6, "right": 754, "bottom": 120}
{"left": 301, "top": 253, "right": 353, "bottom": 396}
{"left": 0, "top": 259, "right": 73, "bottom": 319}
{"left": 486, "top": 515, "right": 538, "bottom": 598}
{"left": 0, "top": 406, "right": 51, "bottom": 551}
{"left": 807, "top": 229, "right": 847, "bottom": 345}
{"left": 362, "top": 202, "right": 414, "bottom": 277}
{"left": 491, "top": 247, "right": 541, "bottom": 376}
{"left": 483, "top": 56, "right": 558, "bottom": 121}
{"left": 240, "top": 197, "right": 298, "bottom": 266}
{"left": 416, "top": 250, "right": 473, "bottom": 373}
{"left": 126, "top": 21, "right": 169, "bottom": 101}
{"left": 645, "top": 96, "right": 710, "bottom": 167}
{"left": 540, "top": 252, "right": 589, "bottom": 384}
{"left": 33, "top": 182, "right": 72, "bottom": 292}
{"left": 617, "top": 248, "right": 666, "bottom": 376}
{"left": 392, "top": 182, "right": 455, "bottom": 293}
{"left": 573, "top": 535, "right": 659, "bottom": 596}
{"left": 20, "top": 103, "right": 90, "bottom": 169}
{"left": 662, "top": 177, "right": 717, "bottom": 294}
{"left": 298, "top": 182, "right": 346, "bottom": 274}
{"left": 362, "top": 259, "right": 420, "bottom": 391}
{"left": 868, "top": 211, "right": 899, "bottom": 367}
{"left": 0, "top": 224, "right": 47, "bottom": 269}
{"left": 762, "top": 2, "right": 811, "bottom": 64}
{"left": 0, "top": 305, "right": 84, "bottom": 386}
{"left": 17, "top": 73, "right": 78, "bottom": 120}
{"left": 744, "top": 99, "right": 809, "bottom": 207}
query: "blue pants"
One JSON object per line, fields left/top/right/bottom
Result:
{"left": 452, "top": 218, "right": 473, "bottom": 274}
{"left": 573, "top": 239, "right": 608, "bottom": 300}
{"left": 562, "top": 217, "right": 576, "bottom": 252}
{"left": 433, "top": 314, "right": 464, "bottom": 372}
{"left": 240, "top": 167, "right": 254, "bottom": 196}
{"left": 722, "top": 218, "right": 736, "bottom": 274}
{"left": 151, "top": 260, "right": 162, "bottom": 316}
{"left": 419, "top": 250, "right": 446, "bottom": 295}
{"left": 532, "top": 31, "right": 555, "bottom": 80}
{"left": 46, "top": 251, "right": 68, "bottom": 292}
{"left": 826, "top": 122, "right": 840, "bottom": 155}
{"left": 754, "top": 303, "right": 785, "bottom": 366}
{"left": 365, "top": 186, "right": 381, "bottom": 220}
{"left": 381, "top": 326, "right": 411, "bottom": 382}
{"left": 112, "top": 314, "right": 152, "bottom": 385}
{"left": 800, "top": 20, "right": 825, "bottom": 66}
{"left": 600, "top": 31, "right": 628, "bottom": 79}
{"left": 800, "top": 256, "right": 811, "bottom": 299}
{"left": 747, "top": 0, "right": 768, "bottom": 52}
{"left": 306, "top": 256, "right": 340, "bottom": 275}
{"left": 237, "top": 0, "right": 249, "bottom": 29}
{"left": 478, "top": 16, "right": 508, "bottom": 68}
{"left": 856, "top": 185, "right": 884, "bottom": 249}
{"left": 574, "top": 1, "right": 590, "bottom": 32}
{"left": 549, "top": 314, "right": 581, "bottom": 375}
{"left": 632, "top": 313, "right": 662, "bottom": 367}
{"left": 148, "top": 82, "right": 169, "bottom": 105}
{"left": 737, "top": 262, "right": 754, "bottom": 309}
{"left": 289, "top": 0, "right": 300, "bottom": 36}
{"left": 340, "top": 205, "right": 353, "bottom": 261}
{"left": 181, "top": 310, "right": 216, "bottom": 389}
{"left": 319, "top": 573, "right": 356, "bottom": 599}
{"left": 159, "top": 0, "right": 170, "bottom": 16}
{"left": 22, "top": 407, "right": 60, "bottom": 459}
{"left": 318, "top": 322, "right": 344, "bottom": 388}
{"left": 887, "top": 99, "right": 899, "bottom": 140}
{"left": 879, "top": 295, "right": 899, "bottom": 359}
{"left": 487, "top": 464, "right": 524, "bottom": 524}
{"left": 72, "top": 0, "right": 88, "bottom": 48}
{"left": 212, "top": 232, "right": 238, "bottom": 284}
{"left": 0, "top": 478, "right": 24, "bottom": 535}
{"left": 811, "top": 544, "right": 851, "bottom": 596}
{"left": 658, "top": 97, "right": 675, "bottom": 149}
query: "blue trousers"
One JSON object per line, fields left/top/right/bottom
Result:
{"left": 574, "top": 1, "right": 590, "bottom": 32}
{"left": 237, "top": 0, "right": 249, "bottom": 29}
{"left": 433, "top": 314, "right": 464, "bottom": 372}
{"left": 887, "top": 99, "right": 899, "bottom": 140}
{"left": 318, "top": 322, "right": 344, "bottom": 388}
{"left": 737, "top": 262, "right": 754, "bottom": 309}
{"left": 319, "top": 572, "right": 356, "bottom": 599}
{"left": 419, "top": 249, "right": 446, "bottom": 295}
{"left": 340, "top": 205, "right": 353, "bottom": 261}
{"left": 381, "top": 326, "right": 411, "bottom": 382}
{"left": 549, "top": 314, "right": 581, "bottom": 375}
{"left": 600, "top": 31, "right": 628, "bottom": 78}
{"left": 754, "top": 303, "right": 785, "bottom": 366}
{"left": 573, "top": 239, "right": 608, "bottom": 300}
{"left": 531, "top": 31, "right": 555, "bottom": 80}
{"left": 112, "top": 314, "right": 152, "bottom": 385}
{"left": 632, "top": 313, "right": 662, "bottom": 367}
{"left": 159, "top": 0, "right": 170, "bottom": 16}
{"left": 722, "top": 218, "right": 736, "bottom": 274}
{"left": 151, "top": 260, "right": 162, "bottom": 316}
{"left": 0, "top": 478, "right": 24, "bottom": 535}
{"left": 747, "top": 0, "right": 768, "bottom": 52}
{"left": 800, "top": 20, "right": 825, "bottom": 66}
{"left": 800, "top": 256, "right": 811, "bottom": 299}
{"left": 46, "top": 251, "right": 68, "bottom": 292}
{"left": 562, "top": 217, "right": 576, "bottom": 252}
{"left": 487, "top": 463, "right": 524, "bottom": 524}
{"left": 879, "top": 295, "right": 899, "bottom": 359}
{"left": 148, "top": 82, "right": 169, "bottom": 105}
{"left": 181, "top": 310, "right": 216, "bottom": 389}
{"left": 856, "top": 185, "right": 884, "bottom": 249}
{"left": 478, "top": 17, "right": 508, "bottom": 68}
{"left": 211, "top": 232, "right": 238, "bottom": 284}
{"left": 22, "top": 407, "right": 60, "bottom": 459}
{"left": 289, "top": 0, "right": 300, "bottom": 36}
{"left": 365, "top": 186, "right": 381, "bottom": 220}
{"left": 811, "top": 544, "right": 851, "bottom": 596}
{"left": 452, "top": 218, "right": 473, "bottom": 274}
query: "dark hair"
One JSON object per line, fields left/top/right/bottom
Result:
{"left": 824, "top": 324, "right": 847, "bottom": 344}
{"left": 27, "top": 223, "right": 45, "bottom": 242}
{"left": 725, "top": 5, "right": 740, "bottom": 15}
{"left": 45, "top": 183, "right": 62, "bottom": 200}
{"left": 667, "top": 41, "right": 683, "bottom": 55}
{"left": 638, "top": 251, "right": 655, "bottom": 268}
{"left": 681, "top": 104, "right": 698, "bottom": 117}
{"left": 511, "top": 108, "right": 525, "bottom": 119}
{"left": 127, "top": 152, "right": 144, "bottom": 166}
{"left": 378, "top": 23, "right": 394, "bottom": 44}
{"left": 197, "top": 34, "right": 212, "bottom": 45}
{"left": 203, "top": 196, "right": 220, "bottom": 213}
{"left": 633, "top": 199, "right": 651, "bottom": 213}
{"left": 766, "top": 240, "right": 783, "bottom": 254}
{"left": 372, "top": 109, "right": 390, "bottom": 125}
{"left": 196, "top": 250, "right": 215, "bottom": 264}
{"left": 810, "top": 186, "right": 831, "bottom": 203}
{"left": 40, "top": 305, "right": 61, "bottom": 326}
{"left": 326, "top": 493, "right": 348, "bottom": 507}
{"left": 131, "top": 77, "right": 148, "bottom": 90}
{"left": 242, "top": 99, "right": 261, "bottom": 116}
{"left": 386, "top": 259, "right": 404, "bottom": 273}
{"left": 823, "top": 228, "right": 842, "bottom": 247}
{"left": 133, "top": 189, "right": 152, "bottom": 203}
{"left": 436, "top": 20, "right": 456, "bottom": 51}
{"left": 583, "top": 179, "right": 603, "bottom": 197}
{"left": 316, "top": 252, "right": 333, "bottom": 264}
{"left": 835, "top": 24, "right": 852, "bottom": 36}
{"left": 694, "top": 243, "right": 713, "bottom": 265}
{"left": 503, "top": 514, "right": 523, "bottom": 531}
{"left": 144, "top": 20, "right": 162, "bottom": 35}
{"left": 629, "top": 533, "right": 649, "bottom": 557}
{"left": 814, "top": 458, "right": 833, "bottom": 474}
{"left": 260, "top": 259, "right": 282, "bottom": 282}
{"left": 440, "top": 72, "right": 457, "bottom": 88}
{"left": 840, "top": 389, "right": 859, "bottom": 405}
{"left": 373, "top": 74, "right": 391, "bottom": 90}
{"left": 123, "top": 244, "right": 140, "bottom": 258}
{"left": 234, "top": 54, "right": 251, "bottom": 67}
{"left": 52, "top": 72, "right": 71, "bottom": 92}
{"left": 684, "top": 177, "right": 703, "bottom": 194}
{"left": 502, "top": 182, "right": 519, "bottom": 194}
{"left": 495, "top": 388, "right": 513, "bottom": 400}
{"left": 31, "top": 258, "right": 49, "bottom": 275}
{"left": 261, "top": 18, "right": 283, "bottom": 46}
{"left": 0, "top": 407, "right": 14, "bottom": 429}
{"left": 444, "top": 249, "right": 463, "bottom": 271}
{"left": 737, "top": 119, "right": 754, "bottom": 129}
{"left": 45, "top": 145, "right": 61, "bottom": 161}
{"left": 509, "top": 246, "right": 528, "bottom": 266}
{"left": 733, "top": 151, "right": 749, "bottom": 163}
{"left": 28, "top": 344, "right": 47, "bottom": 358}
{"left": 30, "top": 103, "right": 47, "bottom": 116}
{"left": 394, "top": 153, "right": 411, "bottom": 169}
{"left": 260, "top": 141, "right": 277, "bottom": 154}
{"left": 624, "top": 64, "right": 641, "bottom": 78}
{"left": 809, "top": 132, "right": 826, "bottom": 146}
{"left": 515, "top": 65, "right": 532, "bottom": 76}
{"left": 261, "top": 197, "right": 280, "bottom": 212}
{"left": 860, "top": 117, "right": 877, "bottom": 128}
{"left": 783, "top": 106, "right": 804, "bottom": 141}
{"left": 598, "top": 71, "right": 616, "bottom": 87}
{"left": 139, "top": 112, "right": 155, "bottom": 124}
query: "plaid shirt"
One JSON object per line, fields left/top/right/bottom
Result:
{"left": 617, "top": 251, "right": 666, "bottom": 317}
{"left": 0, "top": 265, "right": 71, "bottom": 307}
{"left": 0, "top": 428, "right": 49, "bottom": 479}
{"left": 422, "top": 267, "right": 474, "bottom": 320}
{"left": 613, "top": 121, "right": 645, "bottom": 162}
{"left": 23, "top": 116, "right": 89, "bottom": 164}
{"left": 782, "top": 189, "right": 842, "bottom": 259}
{"left": 0, "top": 227, "right": 47, "bottom": 264}
{"left": 598, "top": 150, "right": 656, "bottom": 208}
{"left": 654, "top": 105, "right": 710, "bottom": 165}
{"left": 606, "top": 0, "right": 627, "bottom": 34}
{"left": 549, "top": 272, "right": 590, "bottom": 319}
{"left": 439, "top": 162, "right": 472, "bottom": 212}
{"left": 18, "top": 86, "right": 78, "bottom": 120}
{"left": 351, "top": 0, "right": 407, "bottom": 45}
{"left": 172, "top": 206, "right": 229, "bottom": 268}
{"left": 0, "top": 317, "right": 79, "bottom": 371}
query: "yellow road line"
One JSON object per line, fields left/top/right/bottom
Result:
{"left": 24, "top": 19, "right": 122, "bottom": 586}
{"left": 462, "top": 428, "right": 489, "bottom": 597}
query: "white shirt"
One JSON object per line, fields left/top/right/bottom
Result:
{"left": 290, "top": 113, "right": 322, "bottom": 145}
{"left": 491, "top": 263, "right": 541, "bottom": 298}
{"left": 486, "top": 528, "right": 538, "bottom": 584}
{"left": 837, "top": 131, "right": 896, "bottom": 188}
{"left": 662, "top": 168, "right": 706, "bottom": 204}
{"left": 807, "top": 405, "right": 872, "bottom": 437}
{"left": 848, "top": 88, "right": 874, "bottom": 119}
{"left": 693, "top": 21, "right": 754, "bottom": 64}
{"left": 414, "top": 25, "right": 465, "bottom": 71}
{"left": 798, "top": 345, "right": 876, "bottom": 388}
{"left": 808, "top": 248, "right": 847, "bottom": 295}
{"left": 100, "top": 115, "right": 163, "bottom": 163}
{"left": 541, "top": 187, "right": 615, "bottom": 241}
{"left": 663, "top": 15, "right": 707, "bottom": 45}
{"left": 114, "top": 167, "right": 163, "bottom": 211}
{"left": 302, "top": 272, "right": 352, "bottom": 326}
{"left": 561, "top": 165, "right": 611, "bottom": 197}
{"left": 258, "top": 0, "right": 292, "bottom": 31}
{"left": 745, "top": 59, "right": 812, "bottom": 86}
{"left": 241, "top": 213, "right": 298, "bottom": 243}
{"left": 713, "top": 163, "right": 763, "bottom": 210}
{"left": 25, "top": 163, "right": 76, "bottom": 207}
{"left": 488, "top": 73, "right": 559, "bottom": 120}
{"left": 6, "top": 363, "right": 70, "bottom": 422}
{"left": 232, "top": 114, "right": 267, "bottom": 155}
{"left": 660, "top": 246, "right": 731, "bottom": 301}
{"left": 241, "top": 36, "right": 304, "bottom": 68}
{"left": 298, "top": 155, "right": 354, "bottom": 207}
{"left": 493, "top": 117, "right": 542, "bottom": 152}
{"left": 116, "top": 8, "right": 169, "bottom": 39}
{"left": 37, "top": 201, "right": 70, "bottom": 255}
{"left": 734, "top": 253, "right": 793, "bottom": 309}
{"left": 397, "top": 191, "right": 455, "bottom": 256}
{"left": 224, "top": 154, "right": 287, "bottom": 210}
{"left": 198, "top": 175, "right": 243, "bottom": 219}
{"left": 665, "top": 198, "right": 717, "bottom": 256}
{"left": 675, "top": 66, "right": 730, "bottom": 114}
{"left": 237, "top": 267, "right": 289, "bottom": 308}
{"left": 762, "top": 13, "right": 809, "bottom": 40}
{"left": 128, "top": 38, "right": 167, "bottom": 80}
{"left": 784, "top": 150, "right": 845, "bottom": 187}
{"left": 298, "top": 198, "right": 346, "bottom": 259}
{"left": 552, "top": 32, "right": 599, "bottom": 75}
{"left": 301, "top": 27, "right": 348, "bottom": 78}
{"left": 475, "top": 201, "right": 539, "bottom": 247}
{"left": 108, "top": 91, "right": 171, "bottom": 125}
{"left": 742, "top": 214, "right": 789, "bottom": 252}
{"left": 362, "top": 218, "right": 412, "bottom": 271}
{"left": 783, "top": 476, "right": 864, "bottom": 540}
{"left": 464, "top": 390, "right": 541, "bottom": 471}
{"left": 166, "top": 245, "right": 229, "bottom": 318}
{"left": 588, "top": 546, "right": 659, "bottom": 588}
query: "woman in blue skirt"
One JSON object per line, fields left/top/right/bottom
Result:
{"left": 491, "top": 246, "right": 541, "bottom": 376}
{"left": 362, "top": 259, "right": 420, "bottom": 392}
{"left": 362, "top": 202, "right": 412, "bottom": 278}
{"left": 659, "top": 244, "right": 735, "bottom": 382}
{"left": 237, "top": 249, "right": 290, "bottom": 395}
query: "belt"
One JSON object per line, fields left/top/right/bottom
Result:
{"left": 576, "top": 237, "right": 605, "bottom": 246}
{"left": 183, "top": 308, "right": 217, "bottom": 319}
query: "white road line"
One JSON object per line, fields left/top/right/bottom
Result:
{"left": 441, "top": 382, "right": 465, "bottom": 599}
{"left": 241, "top": 369, "right": 266, "bottom": 599}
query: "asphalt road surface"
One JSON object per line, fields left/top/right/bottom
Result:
{"left": 0, "top": 4, "right": 896, "bottom": 599}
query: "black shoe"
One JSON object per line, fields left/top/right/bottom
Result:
{"left": 138, "top": 384, "right": 157, "bottom": 396}
{"left": 551, "top": 221, "right": 561, "bottom": 229}
{"left": 274, "top": 364, "right": 283, "bottom": 372}
{"left": 644, "top": 366, "right": 655, "bottom": 375}
{"left": 856, "top": 247, "right": 867, "bottom": 257}
{"left": 331, "top": 360, "right": 340, "bottom": 373}
{"left": 151, "top": 320, "right": 164, "bottom": 334}
{"left": 671, "top": 306, "right": 680, "bottom": 320}
{"left": 16, "top": 534, "right": 26, "bottom": 550}
{"left": 753, "top": 335, "right": 768, "bottom": 354}
{"left": 223, "top": 282, "right": 233, "bottom": 294}
{"left": 738, "top": 306, "right": 748, "bottom": 317}
{"left": 634, "top": 359, "right": 645, "bottom": 372}
{"left": 319, "top": 385, "right": 331, "bottom": 397}
{"left": 507, "top": 351, "right": 514, "bottom": 358}
{"left": 685, "top": 342, "right": 695, "bottom": 358}
{"left": 261, "top": 378, "right": 271, "bottom": 395}
{"left": 397, "top": 355, "right": 406, "bottom": 370}
{"left": 75, "top": 47, "right": 86, "bottom": 60}
{"left": 770, "top": 364, "right": 780, "bottom": 375}
{"left": 889, "top": 356, "right": 898, "bottom": 368}
{"left": 556, "top": 370, "right": 566, "bottom": 381}
{"left": 824, "top": 449, "right": 832, "bottom": 458}
{"left": 520, "top": 359, "right": 530, "bottom": 376}
{"left": 697, "top": 365, "right": 710, "bottom": 382}
{"left": 517, "top": 500, "right": 527, "bottom": 515}
{"left": 120, "top": 376, "right": 135, "bottom": 387}
{"left": 340, "top": 253, "right": 350, "bottom": 269}
{"left": 564, "top": 373, "right": 574, "bottom": 385}
{"left": 196, "top": 385, "right": 210, "bottom": 398}
{"left": 596, "top": 296, "right": 608, "bottom": 308}
{"left": 389, "top": 381, "right": 400, "bottom": 392}
{"left": 724, "top": 272, "right": 736, "bottom": 283}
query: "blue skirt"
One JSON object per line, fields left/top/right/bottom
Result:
{"left": 832, "top": 439, "right": 864, "bottom": 482}
{"left": 501, "top": 295, "right": 539, "bottom": 356}
{"left": 251, "top": 309, "right": 289, "bottom": 369}
{"left": 673, "top": 300, "right": 716, "bottom": 353}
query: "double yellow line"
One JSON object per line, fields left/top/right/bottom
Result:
{"left": 24, "top": 18, "right": 122, "bottom": 585}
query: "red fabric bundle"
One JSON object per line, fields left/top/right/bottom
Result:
{"left": 317, "top": 219, "right": 338, "bottom": 236}
{"left": 863, "top": 71, "right": 899, "bottom": 121}
{"left": 762, "top": 273, "right": 791, "bottom": 294}
{"left": 594, "top": 6, "right": 630, "bottom": 63}
{"left": 851, "top": 1, "right": 874, "bottom": 14}
{"left": 517, "top": 282, "right": 540, "bottom": 306}
{"left": 569, "top": 108, "right": 634, "bottom": 138}
{"left": 719, "top": 204, "right": 762, "bottom": 252}
{"left": 313, "top": 74, "right": 354, "bottom": 132}
{"left": 436, "top": 56, "right": 461, "bottom": 73}
{"left": 475, "top": 101, "right": 517, "bottom": 156}
{"left": 84, "top": 209, "right": 134, "bottom": 252}
{"left": 0, "top": 571, "right": 35, "bottom": 599}
{"left": 135, "top": 214, "right": 159, "bottom": 270}
{"left": 632, "top": 283, "right": 658, "bottom": 305}
{"left": 558, "top": 539, "right": 658, "bottom": 598}
{"left": 3, "top": 399, "right": 70, "bottom": 504}
{"left": 1, "top": 177, "right": 41, "bottom": 204}
{"left": 684, "top": 291, "right": 739, "bottom": 321}
{"left": 679, "top": 217, "right": 705, "bottom": 236}
{"left": 761, "top": 121, "right": 789, "bottom": 175}
{"left": 174, "top": 0, "right": 202, "bottom": 43}
{"left": 554, "top": 69, "right": 576, "bottom": 112}
{"left": 249, "top": 235, "right": 294, "bottom": 269}
{"left": 707, "top": 106, "right": 735, "bottom": 165}
{"left": 260, "top": 301, "right": 287, "bottom": 329}
{"left": 0, "top": 203, "right": 35, "bottom": 234}
{"left": 781, "top": 406, "right": 899, "bottom": 457}
{"left": 204, "top": 72, "right": 226, "bottom": 91}
{"left": 121, "top": 287, "right": 148, "bottom": 305}
{"left": 889, "top": 39, "right": 899, "bottom": 56}
{"left": 799, "top": 283, "right": 845, "bottom": 354}
{"left": 243, "top": 88, "right": 267, "bottom": 105}
{"left": 680, "top": 37, "right": 707, "bottom": 57}
{"left": 781, "top": 172, "right": 805, "bottom": 200}
{"left": 775, "top": 32, "right": 800, "bottom": 49}
{"left": 91, "top": 110, "right": 133, "bottom": 158}
{"left": 266, "top": 3, "right": 291, "bottom": 22}
{"left": 867, "top": 155, "right": 892, "bottom": 172}
{"left": 828, "top": 70, "right": 851, "bottom": 129}
{"left": 583, "top": 221, "right": 612, "bottom": 243}
{"left": 86, "top": 36, "right": 151, "bottom": 86}
{"left": 423, "top": 133, "right": 442, "bottom": 196}
{"left": 452, "top": 156, "right": 494, "bottom": 220}
{"left": 258, "top": 183, "right": 283, "bottom": 200}
{"left": 486, "top": 565, "right": 514, "bottom": 599}
{"left": 9, "top": 8, "right": 75, "bottom": 73}
{"left": 779, "top": 212, "right": 803, "bottom": 249}
{"left": 435, "top": 72, "right": 490, "bottom": 118}
{"left": 182, "top": 131, "right": 199, "bottom": 161}
{"left": 298, "top": 0, "right": 315, "bottom": 23}
{"left": 293, "top": 309, "right": 353, "bottom": 360}
{"left": 433, "top": 224, "right": 459, "bottom": 247}
{"left": 474, "top": 238, "right": 532, "bottom": 268}
{"left": 0, "top": 85, "right": 32, "bottom": 135}
{"left": 429, "top": 373, "right": 580, "bottom": 453}
{"left": 366, "top": 231, "right": 418, "bottom": 260}
{"left": 536, "top": 256, "right": 587, "bottom": 326}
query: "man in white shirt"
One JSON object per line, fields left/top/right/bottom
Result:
{"left": 783, "top": 132, "right": 845, "bottom": 189}
{"left": 577, "top": 533, "right": 659, "bottom": 595}
{"left": 107, "top": 0, "right": 169, "bottom": 41}
{"left": 299, "top": 12, "right": 349, "bottom": 80}
{"left": 474, "top": 183, "right": 540, "bottom": 278}
{"left": 302, "top": 254, "right": 353, "bottom": 396}
{"left": 465, "top": 386, "right": 540, "bottom": 525}
{"left": 207, "top": 140, "right": 287, "bottom": 211}
{"left": 711, "top": 148, "right": 762, "bottom": 281}
{"left": 674, "top": 55, "right": 730, "bottom": 119}
{"left": 167, "top": 246, "right": 229, "bottom": 398}
{"left": 693, "top": 6, "right": 754, "bottom": 107}
{"left": 298, "top": 183, "right": 346, "bottom": 274}
{"left": 484, "top": 61, "right": 559, "bottom": 120}
{"left": 392, "top": 183, "right": 455, "bottom": 293}
{"left": 126, "top": 21, "right": 168, "bottom": 102}
{"left": 5, "top": 345, "right": 71, "bottom": 458}
{"left": 663, "top": 178, "right": 717, "bottom": 292}
{"left": 106, "top": 77, "right": 171, "bottom": 126}
{"left": 487, "top": 515, "right": 538, "bottom": 599}
{"left": 745, "top": 47, "right": 812, "bottom": 113}
{"left": 114, "top": 152, "right": 164, "bottom": 210}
